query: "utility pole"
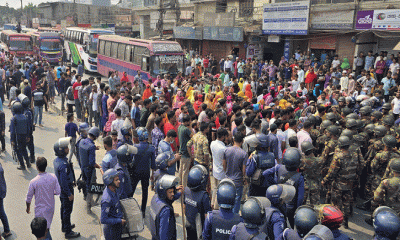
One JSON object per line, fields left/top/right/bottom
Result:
{"left": 156, "top": 0, "right": 165, "bottom": 38}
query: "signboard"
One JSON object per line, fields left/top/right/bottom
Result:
{"left": 204, "top": 13, "right": 235, "bottom": 27}
{"left": 310, "top": 10, "right": 354, "bottom": 29}
{"left": 203, "top": 27, "right": 243, "bottom": 42}
{"left": 173, "top": 26, "right": 203, "bottom": 40}
{"left": 262, "top": 1, "right": 310, "bottom": 35}
{"left": 268, "top": 35, "right": 280, "bottom": 43}
{"left": 356, "top": 9, "right": 400, "bottom": 30}
{"left": 284, "top": 39, "right": 290, "bottom": 61}
{"left": 246, "top": 44, "right": 261, "bottom": 60}
{"left": 309, "top": 36, "right": 337, "bottom": 50}
{"left": 157, "top": 55, "right": 182, "bottom": 64}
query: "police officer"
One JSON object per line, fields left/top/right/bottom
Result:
{"left": 117, "top": 125, "right": 133, "bottom": 148}
{"left": 230, "top": 197, "right": 270, "bottom": 239}
{"left": 115, "top": 144, "right": 137, "bottom": 199}
{"left": 242, "top": 118, "right": 268, "bottom": 155}
{"left": 75, "top": 122, "right": 89, "bottom": 168}
{"left": 10, "top": 102, "right": 31, "bottom": 170}
{"left": 246, "top": 134, "right": 275, "bottom": 197}
{"left": 315, "top": 120, "right": 333, "bottom": 155}
{"left": 153, "top": 153, "right": 172, "bottom": 186}
{"left": 262, "top": 184, "right": 295, "bottom": 239}
{"left": 130, "top": 127, "right": 155, "bottom": 218}
{"left": 184, "top": 165, "right": 211, "bottom": 240}
{"left": 53, "top": 137, "right": 80, "bottom": 239}
{"left": 149, "top": 174, "right": 183, "bottom": 240}
{"left": 300, "top": 141, "right": 323, "bottom": 206}
{"left": 202, "top": 178, "right": 242, "bottom": 240}
{"left": 321, "top": 136, "right": 362, "bottom": 228}
{"left": 316, "top": 204, "right": 351, "bottom": 240}
{"left": 101, "top": 169, "right": 126, "bottom": 240}
{"left": 303, "top": 225, "right": 334, "bottom": 240}
{"left": 262, "top": 148, "right": 305, "bottom": 228}
{"left": 19, "top": 95, "right": 35, "bottom": 163}
{"left": 370, "top": 207, "right": 400, "bottom": 239}
{"left": 294, "top": 206, "right": 318, "bottom": 238}
{"left": 79, "top": 127, "right": 102, "bottom": 212}
{"left": 101, "top": 136, "right": 118, "bottom": 173}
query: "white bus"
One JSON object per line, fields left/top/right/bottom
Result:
{"left": 63, "top": 27, "right": 114, "bottom": 73}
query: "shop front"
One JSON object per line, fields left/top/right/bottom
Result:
{"left": 173, "top": 26, "right": 203, "bottom": 54}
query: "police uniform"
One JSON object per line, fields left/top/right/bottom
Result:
{"left": 102, "top": 149, "right": 118, "bottom": 173}
{"left": 263, "top": 164, "right": 304, "bottom": 228}
{"left": 101, "top": 187, "right": 124, "bottom": 240}
{"left": 230, "top": 222, "right": 264, "bottom": 240}
{"left": 246, "top": 150, "right": 275, "bottom": 197}
{"left": 23, "top": 106, "right": 35, "bottom": 162}
{"left": 299, "top": 155, "right": 323, "bottom": 206}
{"left": 202, "top": 208, "right": 242, "bottom": 240}
{"left": 262, "top": 206, "right": 286, "bottom": 239}
{"left": 10, "top": 110, "right": 30, "bottom": 168}
{"left": 331, "top": 229, "right": 351, "bottom": 240}
{"left": 75, "top": 135, "right": 86, "bottom": 168}
{"left": 79, "top": 137, "right": 97, "bottom": 206}
{"left": 117, "top": 137, "right": 133, "bottom": 149}
{"left": 54, "top": 155, "right": 75, "bottom": 234}
{"left": 184, "top": 187, "right": 211, "bottom": 239}
{"left": 149, "top": 192, "right": 181, "bottom": 240}
{"left": 114, "top": 162, "right": 132, "bottom": 200}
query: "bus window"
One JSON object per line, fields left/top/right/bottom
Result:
{"left": 111, "top": 42, "right": 118, "bottom": 59}
{"left": 134, "top": 46, "right": 146, "bottom": 65}
{"left": 79, "top": 33, "right": 84, "bottom": 45}
{"left": 99, "top": 40, "right": 105, "bottom": 55}
{"left": 117, "top": 43, "right": 125, "bottom": 61}
{"left": 104, "top": 41, "right": 111, "bottom": 57}
{"left": 125, "top": 45, "right": 133, "bottom": 62}
{"left": 142, "top": 57, "right": 150, "bottom": 72}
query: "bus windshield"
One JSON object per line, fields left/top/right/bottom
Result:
{"left": 88, "top": 34, "right": 99, "bottom": 57}
{"left": 151, "top": 55, "right": 183, "bottom": 76}
{"left": 40, "top": 40, "right": 61, "bottom": 51}
{"left": 9, "top": 40, "right": 32, "bottom": 51}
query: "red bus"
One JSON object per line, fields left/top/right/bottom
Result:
{"left": 28, "top": 31, "right": 63, "bottom": 64}
{"left": 97, "top": 35, "right": 184, "bottom": 82}
{"left": 0, "top": 30, "right": 34, "bottom": 57}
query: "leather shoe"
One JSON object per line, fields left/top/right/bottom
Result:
{"left": 17, "top": 166, "right": 26, "bottom": 170}
{"left": 65, "top": 231, "right": 80, "bottom": 239}
{"left": 62, "top": 224, "right": 75, "bottom": 232}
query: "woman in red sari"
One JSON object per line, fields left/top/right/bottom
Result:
{"left": 305, "top": 68, "right": 317, "bottom": 90}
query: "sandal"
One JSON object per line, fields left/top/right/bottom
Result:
{"left": 2, "top": 232, "right": 12, "bottom": 238}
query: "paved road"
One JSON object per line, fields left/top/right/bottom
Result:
{"left": 0, "top": 67, "right": 374, "bottom": 239}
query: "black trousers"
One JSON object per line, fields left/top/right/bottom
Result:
{"left": 60, "top": 195, "right": 74, "bottom": 233}
{"left": 27, "top": 134, "right": 35, "bottom": 160}
{"left": 15, "top": 137, "right": 29, "bottom": 167}
{"left": 130, "top": 174, "right": 149, "bottom": 214}
{"left": 0, "top": 134, "right": 5, "bottom": 151}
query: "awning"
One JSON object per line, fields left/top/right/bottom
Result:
{"left": 394, "top": 42, "right": 400, "bottom": 51}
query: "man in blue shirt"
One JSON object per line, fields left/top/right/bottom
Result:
{"left": 157, "top": 130, "right": 181, "bottom": 176}
{"left": 267, "top": 123, "right": 280, "bottom": 160}
{"left": 101, "top": 136, "right": 118, "bottom": 173}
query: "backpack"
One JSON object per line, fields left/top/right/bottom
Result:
{"left": 66, "top": 86, "right": 74, "bottom": 101}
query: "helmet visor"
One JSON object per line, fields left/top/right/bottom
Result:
{"left": 304, "top": 225, "right": 334, "bottom": 240}
{"left": 278, "top": 184, "right": 296, "bottom": 203}
{"left": 58, "top": 137, "right": 71, "bottom": 149}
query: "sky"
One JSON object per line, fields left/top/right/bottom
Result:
{"left": 4, "top": 0, "right": 119, "bottom": 10}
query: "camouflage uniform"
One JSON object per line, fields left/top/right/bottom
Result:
{"left": 300, "top": 155, "right": 323, "bottom": 206}
{"left": 361, "top": 118, "right": 372, "bottom": 127}
{"left": 309, "top": 129, "right": 320, "bottom": 145}
{"left": 367, "top": 150, "right": 400, "bottom": 199}
{"left": 349, "top": 144, "right": 366, "bottom": 186}
{"left": 322, "top": 148, "right": 362, "bottom": 220}
{"left": 315, "top": 134, "right": 328, "bottom": 156}
{"left": 372, "top": 176, "right": 400, "bottom": 213}
{"left": 321, "top": 139, "right": 338, "bottom": 176}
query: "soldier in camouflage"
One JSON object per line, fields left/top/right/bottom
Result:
{"left": 315, "top": 120, "right": 332, "bottom": 156}
{"left": 371, "top": 111, "right": 383, "bottom": 126}
{"left": 359, "top": 106, "right": 373, "bottom": 127}
{"left": 381, "top": 103, "right": 393, "bottom": 119}
{"left": 345, "top": 119, "right": 358, "bottom": 136}
{"left": 321, "top": 136, "right": 362, "bottom": 229}
{"left": 299, "top": 141, "right": 323, "bottom": 206}
{"left": 382, "top": 115, "right": 396, "bottom": 136}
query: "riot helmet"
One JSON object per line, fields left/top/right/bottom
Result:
{"left": 12, "top": 102, "right": 23, "bottom": 114}
{"left": 116, "top": 144, "right": 137, "bottom": 163}
{"left": 241, "top": 197, "right": 271, "bottom": 228}
{"left": 382, "top": 135, "right": 397, "bottom": 148}
{"left": 136, "top": 127, "right": 149, "bottom": 141}
{"left": 282, "top": 147, "right": 302, "bottom": 170}
{"left": 374, "top": 125, "right": 388, "bottom": 138}
{"left": 103, "top": 169, "right": 119, "bottom": 186}
{"left": 301, "top": 141, "right": 314, "bottom": 155}
{"left": 294, "top": 206, "right": 319, "bottom": 237}
{"left": 187, "top": 165, "right": 208, "bottom": 191}
{"left": 88, "top": 127, "right": 101, "bottom": 139}
{"left": 53, "top": 137, "right": 71, "bottom": 157}
{"left": 266, "top": 184, "right": 295, "bottom": 206}
{"left": 217, "top": 178, "right": 236, "bottom": 209}
{"left": 156, "top": 174, "right": 180, "bottom": 200}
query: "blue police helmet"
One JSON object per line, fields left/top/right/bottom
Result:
{"left": 281, "top": 229, "right": 302, "bottom": 240}
{"left": 79, "top": 122, "right": 90, "bottom": 133}
{"left": 257, "top": 134, "right": 269, "bottom": 149}
{"left": 303, "top": 225, "right": 334, "bottom": 240}
{"left": 217, "top": 178, "right": 236, "bottom": 209}
{"left": 294, "top": 206, "right": 319, "bottom": 237}
{"left": 103, "top": 169, "right": 119, "bottom": 186}
{"left": 117, "top": 144, "right": 137, "bottom": 163}
{"left": 120, "top": 126, "right": 131, "bottom": 137}
{"left": 88, "top": 127, "right": 101, "bottom": 139}
{"left": 12, "top": 101, "right": 23, "bottom": 114}
{"left": 136, "top": 127, "right": 149, "bottom": 141}
{"left": 266, "top": 184, "right": 296, "bottom": 206}
{"left": 187, "top": 165, "right": 208, "bottom": 191}
{"left": 282, "top": 147, "right": 302, "bottom": 170}
{"left": 21, "top": 97, "right": 30, "bottom": 109}
{"left": 156, "top": 174, "right": 180, "bottom": 200}
{"left": 54, "top": 137, "right": 71, "bottom": 157}
{"left": 155, "top": 152, "right": 171, "bottom": 170}
{"left": 241, "top": 197, "right": 271, "bottom": 228}
{"left": 374, "top": 211, "right": 400, "bottom": 240}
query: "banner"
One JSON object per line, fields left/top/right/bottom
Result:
{"left": 262, "top": 1, "right": 310, "bottom": 35}
{"left": 203, "top": 27, "right": 243, "bottom": 42}
{"left": 310, "top": 10, "right": 354, "bottom": 29}
{"left": 356, "top": 9, "right": 400, "bottom": 30}
{"left": 173, "top": 26, "right": 203, "bottom": 40}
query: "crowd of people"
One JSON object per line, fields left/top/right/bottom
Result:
{"left": 2, "top": 44, "right": 400, "bottom": 240}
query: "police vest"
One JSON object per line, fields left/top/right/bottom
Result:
{"left": 234, "top": 222, "right": 267, "bottom": 240}
{"left": 75, "top": 137, "right": 85, "bottom": 167}
{"left": 251, "top": 151, "right": 275, "bottom": 186}
{"left": 184, "top": 187, "right": 207, "bottom": 228}
{"left": 264, "top": 207, "right": 285, "bottom": 240}
{"left": 53, "top": 157, "right": 74, "bottom": 197}
{"left": 79, "top": 139, "right": 94, "bottom": 169}
{"left": 149, "top": 195, "right": 176, "bottom": 240}
{"left": 14, "top": 114, "right": 28, "bottom": 135}
{"left": 277, "top": 165, "right": 301, "bottom": 208}
{"left": 115, "top": 163, "right": 132, "bottom": 199}
{"left": 211, "top": 210, "right": 241, "bottom": 240}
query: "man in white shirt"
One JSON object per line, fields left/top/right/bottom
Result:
{"left": 111, "top": 108, "right": 125, "bottom": 140}
{"left": 284, "top": 119, "right": 297, "bottom": 149}
{"left": 224, "top": 56, "right": 233, "bottom": 72}
{"left": 340, "top": 71, "right": 349, "bottom": 93}
{"left": 275, "top": 120, "right": 286, "bottom": 159}
{"left": 390, "top": 58, "right": 400, "bottom": 75}
{"left": 210, "top": 128, "right": 228, "bottom": 209}
{"left": 296, "top": 66, "right": 305, "bottom": 83}
{"left": 331, "top": 55, "right": 341, "bottom": 69}
{"left": 392, "top": 92, "right": 400, "bottom": 119}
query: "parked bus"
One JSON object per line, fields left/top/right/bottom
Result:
{"left": 0, "top": 30, "right": 33, "bottom": 57}
{"left": 63, "top": 27, "right": 114, "bottom": 73}
{"left": 29, "top": 32, "right": 63, "bottom": 64}
{"left": 38, "top": 27, "right": 60, "bottom": 33}
{"left": 97, "top": 35, "right": 184, "bottom": 81}
{"left": 3, "top": 24, "right": 17, "bottom": 31}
